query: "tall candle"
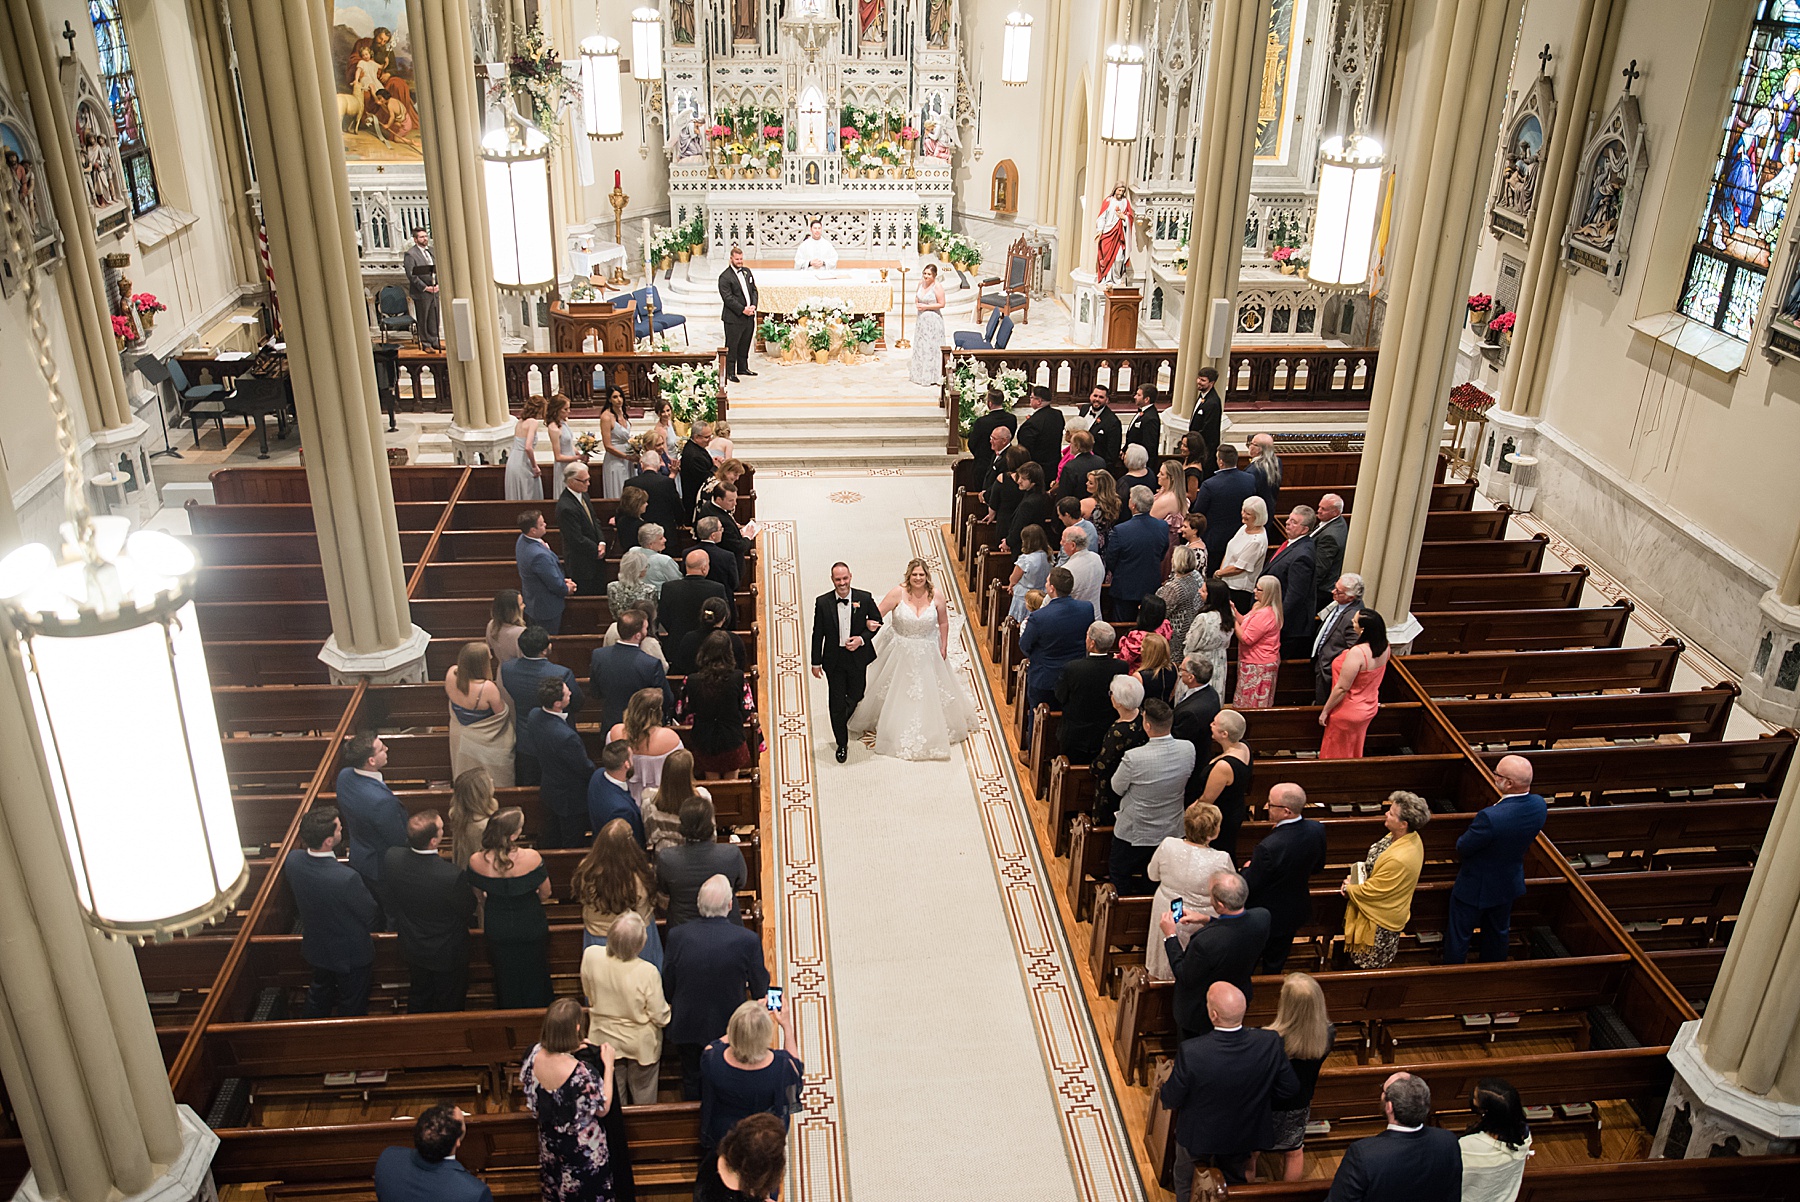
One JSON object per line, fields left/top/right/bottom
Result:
{"left": 615, "top": 169, "right": 622, "bottom": 189}
{"left": 643, "top": 217, "right": 652, "bottom": 267}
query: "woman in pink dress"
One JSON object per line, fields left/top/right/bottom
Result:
{"left": 1231, "top": 575, "right": 1283, "bottom": 709}
{"left": 1319, "top": 610, "right": 1391, "bottom": 758}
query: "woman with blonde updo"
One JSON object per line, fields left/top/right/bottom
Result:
{"left": 846, "top": 559, "right": 977, "bottom": 761}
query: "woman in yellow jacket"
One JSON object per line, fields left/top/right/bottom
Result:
{"left": 581, "top": 910, "right": 672, "bottom": 1104}
{"left": 1341, "top": 791, "right": 1432, "bottom": 968}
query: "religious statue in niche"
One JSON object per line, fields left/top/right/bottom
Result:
{"left": 921, "top": 118, "right": 955, "bottom": 160}
{"left": 671, "top": 0, "right": 695, "bottom": 44}
{"left": 926, "top": 0, "right": 952, "bottom": 47}
{"left": 734, "top": 0, "right": 758, "bottom": 42}
{"left": 860, "top": 0, "right": 886, "bottom": 44}
{"left": 990, "top": 160, "right": 1017, "bottom": 213}
{"left": 60, "top": 62, "right": 129, "bottom": 236}
{"left": 0, "top": 87, "right": 60, "bottom": 298}
{"left": 1571, "top": 143, "right": 1628, "bottom": 247}
{"left": 667, "top": 117, "right": 708, "bottom": 164}
{"left": 1490, "top": 53, "right": 1556, "bottom": 241}
{"left": 1562, "top": 82, "right": 1648, "bottom": 295}
{"left": 1096, "top": 182, "right": 1134, "bottom": 286}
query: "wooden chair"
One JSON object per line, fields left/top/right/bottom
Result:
{"left": 977, "top": 237, "right": 1036, "bottom": 326}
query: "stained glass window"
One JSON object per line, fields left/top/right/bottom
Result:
{"left": 89, "top": 0, "right": 158, "bottom": 215}
{"left": 1679, "top": 0, "right": 1800, "bottom": 337}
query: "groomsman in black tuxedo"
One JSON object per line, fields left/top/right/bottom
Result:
{"left": 718, "top": 246, "right": 759, "bottom": 382}
{"left": 1125, "top": 383, "right": 1163, "bottom": 461}
{"left": 1081, "top": 384, "right": 1124, "bottom": 474}
{"left": 1015, "top": 385, "right": 1066, "bottom": 480}
{"left": 1194, "top": 367, "right": 1225, "bottom": 468}
{"left": 554, "top": 462, "right": 606, "bottom": 601}
{"left": 810, "top": 562, "right": 883, "bottom": 763}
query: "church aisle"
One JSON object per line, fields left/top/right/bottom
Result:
{"left": 758, "top": 472, "right": 1140, "bottom": 1202}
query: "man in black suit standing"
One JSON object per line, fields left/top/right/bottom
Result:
{"left": 661, "top": 548, "right": 730, "bottom": 647}
{"left": 967, "top": 393, "right": 1018, "bottom": 481}
{"left": 1194, "top": 367, "right": 1224, "bottom": 466}
{"left": 1015, "top": 384, "right": 1065, "bottom": 480}
{"left": 1160, "top": 982, "right": 1301, "bottom": 1192}
{"left": 695, "top": 516, "right": 741, "bottom": 621}
{"left": 1171, "top": 656, "right": 1221, "bottom": 752}
{"left": 382, "top": 810, "right": 476, "bottom": 1012}
{"left": 663, "top": 875, "right": 771, "bottom": 1098}
{"left": 285, "top": 806, "right": 379, "bottom": 1017}
{"left": 1054, "top": 621, "right": 1130, "bottom": 763}
{"left": 1312, "top": 573, "right": 1366, "bottom": 705}
{"left": 1240, "top": 783, "right": 1327, "bottom": 973}
{"left": 680, "top": 422, "right": 717, "bottom": 521}
{"left": 718, "top": 245, "right": 758, "bottom": 382}
{"left": 1081, "top": 384, "right": 1124, "bottom": 473}
{"left": 1055, "top": 429, "right": 1106, "bottom": 500}
{"left": 1263, "top": 505, "right": 1319, "bottom": 660}
{"left": 525, "top": 678, "right": 595, "bottom": 848}
{"left": 811, "top": 561, "right": 882, "bottom": 763}
{"left": 1161, "top": 871, "right": 1270, "bottom": 1041}
{"left": 588, "top": 609, "right": 674, "bottom": 730}
{"left": 625, "top": 454, "right": 685, "bottom": 534}
{"left": 1125, "top": 383, "right": 1162, "bottom": 462}
{"left": 1312, "top": 494, "right": 1348, "bottom": 610}
{"left": 554, "top": 462, "right": 607, "bottom": 601}
{"left": 1325, "top": 1073, "right": 1461, "bottom": 1202}
{"left": 502, "top": 625, "right": 583, "bottom": 785}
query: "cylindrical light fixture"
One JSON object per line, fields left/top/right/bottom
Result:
{"left": 1307, "top": 134, "right": 1385, "bottom": 288}
{"left": 1099, "top": 44, "right": 1146, "bottom": 142}
{"left": 1001, "top": 11, "right": 1033, "bottom": 86}
{"left": 632, "top": 8, "right": 665, "bottom": 82}
{"left": 482, "top": 116, "right": 557, "bottom": 293}
{"left": 0, "top": 520, "right": 247, "bottom": 942}
{"left": 580, "top": 35, "right": 624, "bottom": 140}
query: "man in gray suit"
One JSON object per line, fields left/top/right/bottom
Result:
{"left": 1312, "top": 494, "right": 1348, "bottom": 610}
{"left": 1312, "top": 573, "right": 1366, "bottom": 705}
{"left": 1108, "top": 699, "right": 1197, "bottom": 895}
{"left": 402, "top": 227, "right": 440, "bottom": 349}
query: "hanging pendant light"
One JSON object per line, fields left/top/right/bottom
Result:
{"left": 1001, "top": 11, "right": 1033, "bottom": 86}
{"left": 632, "top": 8, "right": 665, "bottom": 82}
{"left": 1100, "top": 43, "right": 1146, "bottom": 142}
{"left": 1307, "top": 133, "right": 1385, "bottom": 288}
{"left": 482, "top": 111, "right": 557, "bottom": 293}
{"left": 580, "top": 35, "right": 624, "bottom": 140}
{"left": 0, "top": 178, "right": 245, "bottom": 943}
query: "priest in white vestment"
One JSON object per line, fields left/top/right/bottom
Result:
{"left": 794, "top": 220, "right": 839, "bottom": 270}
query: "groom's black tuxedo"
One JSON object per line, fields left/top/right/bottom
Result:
{"left": 812, "top": 587, "right": 883, "bottom": 753}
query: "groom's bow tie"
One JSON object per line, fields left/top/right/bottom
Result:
{"left": 837, "top": 596, "right": 851, "bottom": 605}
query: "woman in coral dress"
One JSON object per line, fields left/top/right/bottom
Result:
{"left": 1319, "top": 610, "right": 1390, "bottom": 759}
{"left": 1230, "top": 575, "right": 1283, "bottom": 709}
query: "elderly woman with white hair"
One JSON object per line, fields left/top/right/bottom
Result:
{"left": 581, "top": 910, "right": 671, "bottom": 1104}
{"left": 1217, "top": 494, "right": 1270, "bottom": 613}
{"left": 1119, "top": 441, "right": 1155, "bottom": 496}
{"left": 608, "top": 547, "right": 658, "bottom": 625}
{"left": 698, "top": 1000, "right": 804, "bottom": 1186}
{"left": 1157, "top": 544, "right": 1205, "bottom": 653}
{"left": 1090, "top": 674, "right": 1149, "bottom": 825}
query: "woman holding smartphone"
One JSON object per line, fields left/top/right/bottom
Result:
{"left": 698, "top": 1000, "right": 804, "bottom": 1196}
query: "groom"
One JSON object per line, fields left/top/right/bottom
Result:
{"left": 810, "top": 562, "right": 883, "bottom": 763}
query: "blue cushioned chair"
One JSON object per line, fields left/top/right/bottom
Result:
{"left": 952, "top": 311, "right": 1013, "bottom": 352}
{"left": 644, "top": 285, "right": 688, "bottom": 344}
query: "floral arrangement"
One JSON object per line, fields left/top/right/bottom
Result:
{"left": 994, "top": 366, "right": 1029, "bottom": 407}
{"left": 1270, "top": 246, "right": 1295, "bottom": 264}
{"left": 900, "top": 124, "right": 918, "bottom": 141}
{"left": 948, "top": 357, "right": 992, "bottom": 436}
{"left": 794, "top": 298, "right": 849, "bottom": 323}
{"left": 575, "top": 432, "right": 600, "bottom": 455}
{"left": 709, "top": 123, "right": 730, "bottom": 140}
{"left": 110, "top": 314, "right": 137, "bottom": 341}
{"left": 918, "top": 218, "right": 945, "bottom": 248}
{"left": 1467, "top": 293, "right": 1494, "bottom": 313}
{"left": 130, "top": 292, "right": 165, "bottom": 316}
{"left": 650, "top": 226, "right": 684, "bottom": 261}
{"left": 808, "top": 326, "right": 833, "bottom": 352}
{"left": 850, "top": 316, "right": 883, "bottom": 346}
{"left": 502, "top": 22, "right": 579, "bottom": 147}
{"left": 683, "top": 214, "right": 707, "bottom": 251}
{"left": 762, "top": 124, "right": 783, "bottom": 139}
{"left": 1487, "top": 310, "right": 1516, "bottom": 334}
{"left": 757, "top": 317, "right": 794, "bottom": 347}
{"left": 942, "top": 232, "right": 983, "bottom": 270}
{"left": 647, "top": 360, "right": 722, "bottom": 424}
{"left": 839, "top": 124, "right": 860, "bottom": 145}
{"left": 568, "top": 278, "right": 603, "bottom": 301}
{"left": 1448, "top": 382, "right": 1496, "bottom": 415}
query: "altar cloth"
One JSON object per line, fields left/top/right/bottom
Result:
{"left": 752, "top": 269, "right": 896, "bottom": 315}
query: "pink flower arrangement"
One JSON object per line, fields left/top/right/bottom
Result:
{"left": 111, "top": 314, "right": 136, "bottom": 339}
{"left": 708, "top": 123, "right": 729, "bottom": 139}
{"left": 900, "top": 125, "right": 918, "bottom": 140}
{"left": 839, "top": 125, "right": 859, "bottom": 142}
{"left": 1467, "top": 292, "right": 1493, "bottom": 312}
{"left": 762, "top": 124, "right": 783, "bottom": 138}
{"left": 1487, "top": 310, "right": 1516, "bottom": 333}
{"left": 1270, "top": 246, "right": 1294, "bottom": 263}
{"left": 130, "top": 292, "right": 165, "bottom": 315}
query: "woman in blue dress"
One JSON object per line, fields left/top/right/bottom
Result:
{"left": 505, "top": 394, "right": 548, "bottom": 501}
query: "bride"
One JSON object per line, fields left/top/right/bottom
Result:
{"left": 847, "top": 558, "right": 978, "bottom": 761}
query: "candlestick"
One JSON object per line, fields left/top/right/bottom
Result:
{"left": 609, "top": 182, "right": 631, "bottom": 286}
{"left": 894, "top": 265, "right": 910, "bottom": 349}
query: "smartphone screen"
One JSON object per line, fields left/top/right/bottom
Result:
{"left": 766, "top": 986, "right": 783, "bottom": 1012}
{"left": 1170, "top": 898, "right": 1184, "bottom": 922}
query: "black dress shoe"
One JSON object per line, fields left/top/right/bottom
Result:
{"left": 835, "top": 744, "right": 847, "bottom": 763}
{"left": 742, "top": 369, "right": 758, "bottom": 377}
{"left": 726, "top": 375, "right": 740, "bottom": 383}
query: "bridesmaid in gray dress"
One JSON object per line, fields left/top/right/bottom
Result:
{"left": 599, "top": 387, "right": 636, "bottom": 500}
{"left": 545, "top": 394, "right": 582, "bottom": 501}
{"left": 505, "top": 395, "right": 547, "bottom": 501}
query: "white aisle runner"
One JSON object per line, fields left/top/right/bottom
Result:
{"left": 760, "top": 474, "right": 1141, "bottom": 1202}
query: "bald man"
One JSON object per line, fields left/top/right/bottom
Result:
{"left": 1159, "top": 982, "right": 1299, "bottom": 1195}
{"left": 1240, "top": 783, "right": 1327, "bottom": 973}
{"left": 1444, "top": 755, "right": 1547, "bottom": 964}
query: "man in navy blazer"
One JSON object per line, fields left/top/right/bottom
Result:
{"left": 284, "top": 806, "right": 379, "bottom": 1017}
{"left": 1262, "top": 506, "right": 1319, "bottom": 660}
{"left": 1325, "top": 1073, "right": 1461, "bottom": 1202}
{"left": 525, "top": 679, "right": 594, "bottom": 848}
{"left": 588, "top": 609, "right": 674, "bottom": 731}
{"left": 501, "top": 625, "right": 584, "bottom": 784}
{"left": 1160, "top": 982, "right": 1300, "bottom": 1189}
{"left": 1444, "top": 754, "right": 1548, "bottom": 964}
{"left": 1193, "top": 445, "right": 1259, "bottom": 574}
{"left": 588, "top": 740, "right": 646, "bottom": 846}
{"left": 1102, "top": 488, "right": 1170, "bottom": 621}
{"left": 1240, "top": 783, "right": 1328, "bottom": 972}
{"left": 663, "top": 874, "right": 770, "bottom": 1098}
{"left": 1162, "top": 872, "right": 1270, "bottom": 1040}
{"left": 373, "top": 1103, "right": 494, "bottom": 1202}
{"left": 515, "top": 509, "right": 574, "bottom": 635}
{"left": 333, "top": 733, "right": 407, "bottom": 898}
{"left": 1019, "top": 567, "right": 1092, "bottom": 734}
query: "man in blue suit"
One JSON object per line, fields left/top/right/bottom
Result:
{"left": 515, "top": 509, "right": 574, "bottom": 635}
{"left": 1102, "top": 486, "right": 1170, "bottom": 621}
{"left": 1444, "top": 755, "right": 1548, "bottom": 964}
{"left": 1019, "top": 566, "right": 1092, "bottom": 739}
{"left": 284, "top": 806, "right": 379, "bottom": 1017}
{"left": 334, "top": 733, "right": 407, "bottom": 902}
{"left": 501, "top": 625, "right": 584, "bottom": 784}
{"left": 663, "top": 874, "right": 770, "bottom": 1098}
{"left": 1325, "top": 1073, "right": 1460, "bottom": 1202}
{"left": 1193, "top": 444, "right": 1258, "bottom": 574}
{"left": 588, "top": 740, "right": 645, "bottom": 846}
{"left": 373, "top": 1102, "right": 494, "bottom": 1202}
{"left": 1262, "top": 506, "right": 1318, "bottom": 660}
{"left": 524, "top": 679, "right": 594, "bottom": 848}
{"left": 588, "top": 608, "right": 674, "bottom": 731}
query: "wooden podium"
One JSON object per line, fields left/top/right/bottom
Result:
{"left": 1103, "top": 287, "right": 1141, "bottom": 349}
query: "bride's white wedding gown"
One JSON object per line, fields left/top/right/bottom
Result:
{"left": 846, "top": 597, "right": 978, "bottom": 761}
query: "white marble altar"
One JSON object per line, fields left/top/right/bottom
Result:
{"left": 742, "top": 268, "right": 897, "bottom": 315}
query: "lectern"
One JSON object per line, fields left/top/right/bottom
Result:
{"left": 1104, "top": 287, "right": 1141, "bottom": 350}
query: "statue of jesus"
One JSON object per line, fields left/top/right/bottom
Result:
{"left": 1096, "top": 182, "right": 1134, "bottom": 286}
{"left": 794, "top": 219, "right": 838, "bottom": 270}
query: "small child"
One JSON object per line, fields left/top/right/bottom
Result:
{"left": 709, "top": 420, "right": 736, "bottom": 462}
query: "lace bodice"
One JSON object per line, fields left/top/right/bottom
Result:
{"left": 888, "top": 597, "right": 940, "bottom": 640}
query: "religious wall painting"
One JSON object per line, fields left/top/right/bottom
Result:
{"left": 1254, "top": 0, "right": 1309, "bottom": 165}
{"left": 1489, "top": 72, "right": 1555, "bottom": 242}
{"left": 330, "top": 1, "right": 422, "bottom": 162}
{"left": 1562, "top": 90, "right": 1647, "bottom": 296}
{"left": 0, "top": 87, "right": 61, "bottom": 299}
{"left": 60, "top": 60, "right": 130, "bottom": 238}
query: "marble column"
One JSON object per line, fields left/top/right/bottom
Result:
{"left": 1343, "top": 0, "right": 1523, "bottom": 643}
{"left": 1169, "top": 0, "right": 1275, "bottom": 425}
{"left": 1650, "top": 758, "right": 1800, "bottom": 1155}
{"left": 1742, "top": 527, "right": 1800, "bottom": 723}
{"left": 228, "top": 0, "right": 429, "bottom": 682}
{"left": 544, "top": 0, "right": 587, "bottom": 238}
{"left": 1480, "top": 0, "right": 1620, "bottom": 499}
{"left": 408, "top": 0, "right": 515, "bottom": 464}
{"left": 1033, "top": 0, "right": 1073, "bottom": 230}
{"left": 185, "top": 0, "right": 261, "bottom": 289}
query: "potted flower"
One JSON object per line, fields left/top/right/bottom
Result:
{"left": 850, "top": 316, "right": 882, "bottom": 354}
{"left": 1467, "top": 292, "right": 1494, "bottom": 334}
{"left": 111, "top": 313, "right": 136, "bottom": 351}
{"left": 647, "top": 360, "right": 722, "bottom": 427}
{"left": 757, "top": 317, "right": 793, "bottom": 358}
{"left": 709, "top": 122, "right": 730, "bottom": 144}
{"left": 919, "top": 219, "right": 942, "bottom": 255}
{"left": 1271, "top": 245, "right": 1299, "bottom": 275}
{"left": 809, "top": 326, "right": 832, "bottom": 364}
{"left": 1487, "top": 310, "right": 1516, "bottom": 346}
{"left": 130, "top": 293, "right": 166, "bottom": 331}
{"left": 900, "top": 123, "right": 918, "bottom": 149}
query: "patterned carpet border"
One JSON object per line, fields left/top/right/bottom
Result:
{"left": 906, "top": 518, "right": 1145, "bottom": 1202}
{"left": 761, "top": 519, "right": 850, "bottom": 1202}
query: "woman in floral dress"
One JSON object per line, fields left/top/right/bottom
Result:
{"left": 522, "top": 998, "right": 618, "bottom": 1201}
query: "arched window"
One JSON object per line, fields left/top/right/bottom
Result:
{"left": 89, "top": 0, "right": 159, "bottom": 215}
{"left": 1678, "top": 0, "right": 1800, "bottom": 339}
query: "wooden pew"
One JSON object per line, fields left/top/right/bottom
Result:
{"left": 1420, "top": 506, "right": 1513, "bottom": 541}
{"left": 1398, "top": 641, "right": 1684, "bottom": 698}
{"left": 1410, "top": 567, "right": 1587, "bottom": 611}
{"left": 1277, "top": 480, "right": 1475, "bottom": 513}
{"left": 1409, "top": 600, "right": 1635, "bottom": 653}
{"left": 1415, "top": 534, "right": 1549, "bottom": 574}
{"left": 1045, "top": 759, "right": 1095, "bottom": 856}
{"left": 1440, "top": 684, "right": 1739, "bottom": 747}
{"left": 1477, "top": 732, "right": 1797, "bottom": 805}
{"left": 1215, "top": 1156, "right": 1800, "bottom": 1202}
{"left": 188, "top": 500, "right": 447, "bottom": 534}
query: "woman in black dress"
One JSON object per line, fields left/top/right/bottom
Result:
{"left": 697, "top": 1002, "right": 804, "bottom": 1198}
{"left": 986, "top": 444, "right": 1030, "bottom": 539}
{"left": 672, "top": 597, "right": 746, "bottom": 675}
{"left": 464, "top": 807, "right": 553, "bottom": 1008}
{"left": 613, "top": 486, "right": 648, "bottom": 558}
{"left": 1091, "top": 675, "right": 1147, "bottom": 826}
{"left": 698, "top": 1114, "right": 787, "bottom": 1202}
{"left": 680, "top": 631, "right": 756, "bottom": 779}
{"left": 1192, "top": 708, "right": 1252, "bottom": 861}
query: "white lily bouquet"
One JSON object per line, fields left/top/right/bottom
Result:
{"left": 648, "top": 360, "right": 723, "bottom": 424}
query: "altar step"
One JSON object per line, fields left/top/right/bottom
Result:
{"left": 722, "top": 401, "right": 950, "bottom": 469}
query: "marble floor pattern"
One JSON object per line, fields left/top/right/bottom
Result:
{"left": 759, "top": 472, "right": 1140, "bottom": 1202}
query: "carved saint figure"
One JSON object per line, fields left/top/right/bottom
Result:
{"left": 1096, "top": 181, "right": 1134, "bottom": 285}
{"left": 671, "top": 0, "right": 696, "bottom": 44}
{"left": 860, "top": 0, "right": 886, "bottom": 43}
{"left": 926, "top": 0, "right": 952, "bottom": 46}
{"left": 1500, "top": 139, "right": 1539, "bottom": 215}
{"left": 1571, "top": 143, "right": 1629, "bottom": 248}
{"left": 668, "top": 118, "right": 707, "bottom": 164}
{"left": 734, "top": 0, "right": 758, "bottom": 41}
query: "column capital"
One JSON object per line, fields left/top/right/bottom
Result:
{"left": 1652, "top": 1020, "right": 1800, "bottom": 1157}
{"left": 445, "top": 422, "right": 519, "bottom": 466}
{"left": 13, "top": 1105, "right": 217, "bottom": 1202}
{"left": 319, "top": 624, "right": 432, "bottom": 685}
{"left": 1741, "top": 590, "right": 1800, "bottom": 726}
